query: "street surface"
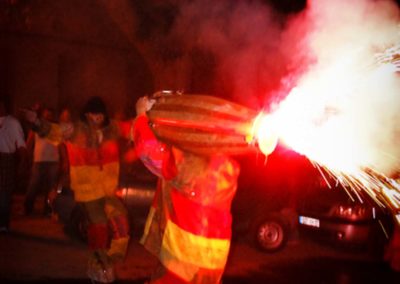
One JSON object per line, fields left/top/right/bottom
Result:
{"left": 0, "top": 194, "right": 398, "bottom": 283}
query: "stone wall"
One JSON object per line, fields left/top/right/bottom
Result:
{"left": 0, "top": 0, "right": 153, "bottom": 117}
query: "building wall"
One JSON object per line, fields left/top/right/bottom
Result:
{"left": 0, "top": 0, "right": 154, "bottom": 117}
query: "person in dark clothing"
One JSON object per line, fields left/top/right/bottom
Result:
{"left": 0, "top": 99, "right": 26, "bottom": 232}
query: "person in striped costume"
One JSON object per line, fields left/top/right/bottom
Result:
{"left": 134, "top": 96, "right": 240, "bottom": 284}
{"left": 23, "top": 97, "right": 131, "bottom": 283}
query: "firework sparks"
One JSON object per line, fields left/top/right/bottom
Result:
{"left": 253, "top": 56, "right": 400, "bottom": 221}
{"left": 375, "top": 43, "right": 400, "bottom": 72}
{"left": 253, "top": 0, "right": 400, "bottom": 222}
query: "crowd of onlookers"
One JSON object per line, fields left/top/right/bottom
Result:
{"left": 0, "top": 101, "right": 77, "bottom": 228}
{"left": 0, "top": 99, "right": 153, "bottom": 232}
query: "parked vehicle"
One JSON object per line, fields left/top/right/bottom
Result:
{"left": 51, "top": 144, "right": 396, "bottom": 258}
{"left": 233, "top": 145, "right": 396, "bottom": 256}
{"left": 297, "top": 174, "right": 395, "bottom": 257}
{"left": 231, "top": 147, "right": 302, "bottom": 252}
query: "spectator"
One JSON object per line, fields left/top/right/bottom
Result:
{"left": 57, "top": 107, "right": 73, "bottom": 191}
{"left": 24, "top": 107, "right": 60, "bottom": 217}
{"left": 0, "top": 99, "right": 26, "bottom": 233}
{"left": 47, "top": 107, "right": 74, "bottom": 221}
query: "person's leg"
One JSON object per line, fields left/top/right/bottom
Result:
{"left": 105, "top": 196, "right": 130, "bottom": 262}
{"left": 24, "top": 163, "right": 41, "bottom": 215}
{"left": 0, "top": 153, "right": 16, "bottom": 231}
{"left": 42, "top": 162, "right": 59, "bottom": 216}
{"left": 83, "top": 197, "right": 108, "bottom": 251}
{"left": 83, "top": 198, "right": 115, "bottom": 282}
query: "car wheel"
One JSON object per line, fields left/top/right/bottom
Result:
{"left": 252, "top": 215, "right": 288, "bottom": 252}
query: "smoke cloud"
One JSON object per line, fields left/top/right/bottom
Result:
{"left": 169, "top": 0, "right": 289, "bottom": 108}
{"left": 104, "top": 0, "right": 400, "bottom": 175}
{"left": 277, "top": 0, "right": 400, "bottom": 176}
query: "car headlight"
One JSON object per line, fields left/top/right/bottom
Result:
{"left": 330, "top": 204, "right": 371, "bottom": 221}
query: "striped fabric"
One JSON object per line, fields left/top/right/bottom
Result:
{"left": 67, "top": 142, "right": 120, "bottom": 202}
{"left": 37, "top": 120, "right": 125, "bottom": 202}
{"left": 135, "top": 115, "right": 240, "bottom": 284}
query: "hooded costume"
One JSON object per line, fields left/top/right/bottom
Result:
{"left": 134, "top": 114, "right": 240, "bottom": 284}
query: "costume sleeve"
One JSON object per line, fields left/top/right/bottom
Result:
{"left": 117, "top": 120, "right": 133, "bottom": 140}
{"left": 133, "top": 115, "right": 176, "bottom": 179}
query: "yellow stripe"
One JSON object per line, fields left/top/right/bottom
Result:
{"left": 46, "top": 123, "right": 63, "bottom": 144}
{"left": 70, "top": 162, "right": 119, "bottom": 202}
{"left": 140, "top": 206, "right": 156, "bottom": 244}
{"left": 161, "top": 220, "right": 230, "bottom": 270}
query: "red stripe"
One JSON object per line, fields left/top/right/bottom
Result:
{"left": 169, "top": 189, "right": 232, "bottom": 239}
{"left": 151, "top": 269, "right": 188, "bottom": 284}
{"left": 66, "top": 141, "right": 119, "bottom": 166}
{"left": 109, "top": 215, "right": 130, "bottom": 239}
{"left": 118, "top": 120, "right": 131, "bottom": 139}
{"left": 87, "top": 223, "right": 109, "bottom": 250}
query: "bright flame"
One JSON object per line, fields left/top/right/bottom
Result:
{"left": 252, "top": 113, "right": 279, "bottom": 155}
{"left": 255, "top": 0, "right": 400, "bottom": 221}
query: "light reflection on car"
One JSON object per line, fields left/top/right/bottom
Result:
{"left": 297, "top": 175, "right": 395, "bottom": 258}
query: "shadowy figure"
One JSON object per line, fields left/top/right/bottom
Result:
{"left": 0, "top": 99, "right": 27, "bottom": 233}
{"left": 24, "top": 107, "right": 60, "bottom": 217}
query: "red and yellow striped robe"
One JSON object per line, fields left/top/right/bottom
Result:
{"left": 134, "top": 115, "right": 240, "bottom": 284}
{"left": 37, "top": 120, "right": 132, "bottom": 202}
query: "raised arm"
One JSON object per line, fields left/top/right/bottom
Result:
{"left": 133, "top": 96, "right": 176, "bottom": 179}
{"left": 21, "top": 108, "right": 70, "bottom": 145}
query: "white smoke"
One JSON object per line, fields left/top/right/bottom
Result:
{"left": 279, "top": 0, "right": 400, "bottom": 176}
{"left": 103, "top": 0, "right": 400, "bottom": 175}
{"left": 169, "top": 0, "right": 286, "bottom": 108}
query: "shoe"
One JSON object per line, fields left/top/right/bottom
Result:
{"left": 87, "top": 252, "right": 115, "bottom": 283}
{"left": 87, "top": 266, "right": 115, "bottom": 283}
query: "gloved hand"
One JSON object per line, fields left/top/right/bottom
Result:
{"left": 135, "top": 96, "right": 155, "bottom": 117}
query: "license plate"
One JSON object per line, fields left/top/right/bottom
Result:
{"left": 299, "top": 216, "right": 320, "bottom": 228}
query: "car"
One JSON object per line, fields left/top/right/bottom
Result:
{"left": 231, "top": 146, "right": 302, "bottom": 253}
{"left": 232, "top": 145, "right": 396, "bottom": 256}
{"left": 51, "top": 144, "right": 396, "bottom": 258}
{"left": 296, "top": 174, "right": 395, "bottom": 257}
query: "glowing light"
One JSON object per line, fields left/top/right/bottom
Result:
{"left": 251, "top": 113, "right": 279, "bottom": 155}
{"left": 253, "top": 47, "right": 400, "bottom": 217}
{"left": 253, "top": 0, "right": 400, "bottom": 222}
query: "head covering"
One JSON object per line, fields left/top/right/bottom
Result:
{"left": 83, "top": 96, "right": 107, "bottom": 115}
{"left": 81, "top": 96, "right": 110, "bottom": 126}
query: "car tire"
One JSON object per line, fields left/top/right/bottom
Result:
{"left": 251, "top": 214, "right": 288, "bottom": 252}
